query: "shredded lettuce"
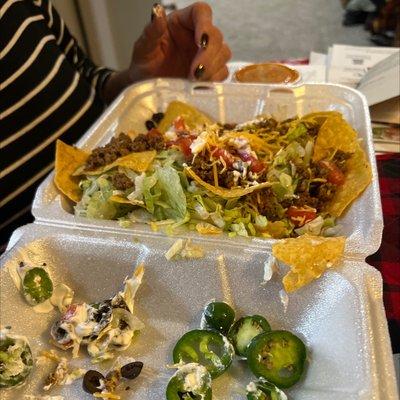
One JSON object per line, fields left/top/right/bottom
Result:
{"left": 285, "top": 122, "right": 307, "bottom": 142}
{"left": 155, "top": 165, "right": 187, "bottom": 219}
{"left": 75, "top": 176, "right": 128, "bottom": 219}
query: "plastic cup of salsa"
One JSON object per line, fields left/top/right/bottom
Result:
{"left": 234, "top": 63, "right": 301, "bottom": 84}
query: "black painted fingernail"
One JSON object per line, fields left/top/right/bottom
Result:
{"left": 194, "top": 64, "right": 205, "bottom": 80}
{"left": 200, "top": 33, "right": 209, "bottom": 48}
{"left": 151, "top": 3, "right": 161, "bottom": 22}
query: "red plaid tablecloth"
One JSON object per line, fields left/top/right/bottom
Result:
{"left": 366, "top": 153, "right": 400, "bottom": 354}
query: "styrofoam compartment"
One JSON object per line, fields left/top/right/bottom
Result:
{"left": 0, "top": 223, "right": 397, "bottom": 399}
{"left": 32, "top": 79, "right": 383, "bottom": 257}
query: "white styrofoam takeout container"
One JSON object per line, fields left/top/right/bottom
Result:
{"left": 1, "top": 79, "right": 396, "bottom": 399}
{"left": 1, "top": 223, "right": 398, "bottom": 399}
{"left": 31, "top": 79, "right": 383, "bottom": 258}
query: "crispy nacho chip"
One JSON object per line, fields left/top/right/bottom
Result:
{"left": 272, "top": 234, "right": 346, "bottom": 293}
{"left": 185, "top": 167, "right": 272, "bottom": 199}
{"left": 158, "top": 101, "right": 214, "bottom": 133}
{"left": 326, "top": 144, "right": 372, "bottom": 216}
{"left": 83, "top": 150, "right": 156, "bottom": 175}
{"left": 196, "top": 222, "right": 223, "bottom": 235}
{"left": 301, "top": 111, "right": 342, "bottom": 126}
{"left": 312, "top": 115, "right": 358, "bottom": 161}
{"left": 54, "top": 140, "right": 89, "bottom": 203}
{"left": 109, "top": 195, "right": 144, "bottom": 206}
{"left": 311, "top": 115, "right": 372, "bottom": 216}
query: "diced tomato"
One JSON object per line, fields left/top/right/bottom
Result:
{"left": 238, "top": 151, "right": 265, "bottom": 173}
{"left": 287, "top": 206, "right": 317, "bottom": 227}
{"left": 319, "top": 160, "right": 345, "bottom": 185}
{"left": 211, "top": 147, "right": 235, "bottom": 167}
{"left": 173, "top": 116, "right": 186, "bottom": 132}
{"left": 249, "top": 159, "right": 265, "bottom": 173}
{"left": 167, "top": 135, "right": 194, "bottom": 158}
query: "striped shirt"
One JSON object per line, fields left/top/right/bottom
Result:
{"left": 0, "top": 0, "right": 113, "bottom": 250}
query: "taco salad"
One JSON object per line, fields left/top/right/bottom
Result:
{"left": 55, "top": 101, "right": 372, "bottom": 239}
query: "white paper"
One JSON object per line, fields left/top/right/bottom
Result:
{"left": 327, "top": 66, "right": 366, "bottom": 87}
{"left": 357, "top": 51, "right": 400, "bottom": 105}
{"left": 309, "top": 51, "right": 327, "bottom": 66}
{"left": 293, "top": 64, "right": 326, "bottom": 83}
{"left": 329, "top": 44, "right": 399, "bottom": 69}
{"left": 325, "top": 44, "right": 399, "bottom": 88}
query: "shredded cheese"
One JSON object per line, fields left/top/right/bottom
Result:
{"left": 93, "top": 392, "right": 121, "bottom": 400}
{"left": 212, "top": 163, "right": 219, "bottom": 187}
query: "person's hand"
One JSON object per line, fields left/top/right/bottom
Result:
{"left": 130, "top": 2, "right": 231, "bottom": 82}
{"left": 102, "top": 2, "right": 231, "bottom": 103}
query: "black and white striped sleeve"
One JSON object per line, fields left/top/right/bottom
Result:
{"left": 37, "top": 0, "right": 114, "bottom": 96}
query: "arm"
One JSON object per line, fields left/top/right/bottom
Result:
{"left": 40, "top": 0, "right": 115, "bottom": 103}
{"left": 43, "top": 1, "right": 230, "bottom": 104}
{"left": 103, "top": 2, "right": 232, "bottom": 103}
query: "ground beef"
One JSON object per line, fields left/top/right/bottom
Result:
{"left": 112, "top": 173, "right": 134, "bottom": 190}
{"left": 191, "top": 155, "right": 245, "bottom": 188}
{"left": 257, "top": 118, "right": 278, "bottom": 130}
{"left": 310, "top": 162, "right": 329, "bottom": 179}
{"left": 131, "top": 134, "right": 149, "bottom": 152}
{"left": 332, "top": 150, "right": 351, "bottom": 173}
{"left": 294, "top": 181, "right": 336, "bottom": 210}
{"left": 293, "top": 191, "right": 319, "bottom": 209}
{"left": 191, "top": 154, "right": 214, "bottom": 184}
{"left": 305, "top": 123, "right": 319, "bottom": 137}
{"left": 222, "top": 123, "right": 237, "bottom": 130}
{"left": 85, "top": 133, "right": 135, "bottom": 170}
{"left": 85, "top": 131, "right": 165, "bottom": 171}
{"left": 252, "top": 188, "right": 285, "bottom": 221}
{"left": 146, "top": 129, "right": 165, "bottom": 151}
{"left": 316, "top": 182, "right": 336, "bottom": 207}
{"left": 132, "top": 130, "right": 165, "bottom": 152}
{"left": 219, "top": 170, "right": 237, "bottom": 188}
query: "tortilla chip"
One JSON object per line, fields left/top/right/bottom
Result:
{"left": 158, "top": 101, "right": 214, "bottom": 133}
{"left": 84, "top": 150, "right": 156, "bottom": 175}
{"left": 326, "top": 143, "right": 372, "bottom": 216}
{"left": 312, "top": 115, "right": 358, "bottom": 162}
{"left": 301, "top": 111, "right": 342, "bottom": 127}
{"left": 272, "top": 234, "right": 346, "bottom": 293}
{"left": 54, "top": 140, "right": 89, "bottom": 202}
{"left": 196, "top": 222, "right": 222, "bottom": 235}
{"left": 185, "top": 167, "right": 272, "bottom": 199}
{"left": 109, "top": 195, "right": 144, "bottom": 206}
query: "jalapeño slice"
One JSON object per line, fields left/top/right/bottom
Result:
{"left": 173, "top": 330, "right": 234, "bottom": 378}
{"left": 166, "top": 363, "right": 212, "bottom": 400}
{"left": 247, "top": 330, "right": 307, "bottom": 389}
{"left": 202, "top": 301, "right": 235, "bottom": 334}
{"left": 22, "top": 267, "right": 53, "bottom": 305}
{"left": 227, "top": 315, "right": 271, "bottom": 357}
{"left": 0, "top": 334, "right": 33, "bottom": 388}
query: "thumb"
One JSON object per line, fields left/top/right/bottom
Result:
{"left": 134, "top": 4, "right": 168, "bottom": 58}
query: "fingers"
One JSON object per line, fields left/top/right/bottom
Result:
{"left": 190, "top": 2, "right": 213, "bottom": 47}
{"left": 209, "top": 66, "right": 229, "bottom": 82}
{"left": 190, "top": 40, "right": 232, "bottom": 80}
{"left": 133, "top": 4, "right": 168, "bottom": 58}
{"left": 172, "top": 2, "right": 213, "bottom": 47}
